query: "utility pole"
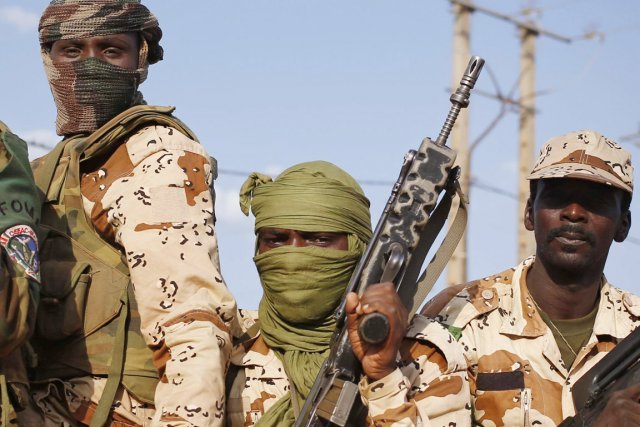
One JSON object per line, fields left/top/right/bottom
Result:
{"left": 447, "top": 0, "right": 571, "bottom": 279}
{"left": 518, "top": 27, "right": 537, "bottom": 259}
{"left": 447, "top": 1, "right": 472, "bottom": 286}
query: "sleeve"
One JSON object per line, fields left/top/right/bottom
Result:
{"left": 101, "top": 125, "right": 238, "bottom": 426}
{"left": 0, "top": 255, "right": 38, "bottom": 358}
{"left": 0, "top": 129, "right": 41, "bottom": 357}
{"left": 0, "top": 127, "right": 41, "bottom": 423}
{"left": 359, "top": 317, "right": 472, "bottom": 427}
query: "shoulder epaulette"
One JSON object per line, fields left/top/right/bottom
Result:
{"left": 435, "top": 267, "right": 517, "bottom": 329}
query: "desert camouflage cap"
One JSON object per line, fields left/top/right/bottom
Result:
{"left": 39, "top": 0, "right": 163, "bottom": 64}
{"left": 527, "top": 130, "right": 633, "bottom": 194}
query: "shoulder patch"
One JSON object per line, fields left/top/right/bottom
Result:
{"left": 1, "top": 225, "right": 40, "bottom": 283}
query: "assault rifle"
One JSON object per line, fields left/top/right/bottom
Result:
{"left": 294, "top": 56, "right": 485, "bottom": 427}
{"left": 559, "top": 326, "right": 640, "bottom": 426}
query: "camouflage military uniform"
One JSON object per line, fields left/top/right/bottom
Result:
{"left": 0, "top": 122, "right": 41, "bottom": 425}
{"left": 27, "top": 117, "right": 237, "bottom": 427}
{"left": 435, "top": 257, "right": 640, "bottom": 426}
{"left": 26, "top": 1, "right": 238, "bottom": 425}
{"left": 227, "top": 311, "right": 471, "bottom": 426}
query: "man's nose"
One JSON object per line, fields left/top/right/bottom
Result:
{"left": 561, "top": 202, "right": 587, "bottom": 222}
{"left": 82, "top": 46, "right": 100, "bottom": 59}
{"left": 290, "top": 233, "right": 307, "bottom": 247}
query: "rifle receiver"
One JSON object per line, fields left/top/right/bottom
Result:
{"left": 295, "top": 56, "right": 485, "bottom": 427}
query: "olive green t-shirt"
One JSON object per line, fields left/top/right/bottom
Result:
{"left": 538, "top": 305, "right": 598, "bottom": 368}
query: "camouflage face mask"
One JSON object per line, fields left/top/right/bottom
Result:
{"left": 44, "top": 54, "right": 146, "bottom": 136}
{"left": 39, "top": 0, "right": 161, "bottom": 136}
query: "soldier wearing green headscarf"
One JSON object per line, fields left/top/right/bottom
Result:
{"left": 0, "top": 122, "right": 41, "bottom": 425}
{"left": 228, "top": 161, "right": 471, "bottom": 426}
{"left": 25, "top": 1, "right": 238, "bottom": 426}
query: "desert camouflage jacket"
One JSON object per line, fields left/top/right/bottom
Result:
{"left": 227, "top": 310, "right": 471, "bottom": 426}
{"left": 27, "top": 119, "right": 238, "bottom": 427}
{"left": 435, "top": 256, "right": 640, "bottom": 427}
{"left": 79, "top": 123, "right": 237, "bottom": 425}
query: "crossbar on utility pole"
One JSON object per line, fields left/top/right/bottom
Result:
{"left": 446, "top": 0, "right": 572, "bottom": 280}
{"left": 450, "top": 0, "right": 572, "bottom": 43}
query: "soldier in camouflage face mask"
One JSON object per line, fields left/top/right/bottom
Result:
{"left": 39, "top": 0, "right": 163, "bottom": 136}
{"left": 26, "top": 1, "right": 239, "bottom": 426}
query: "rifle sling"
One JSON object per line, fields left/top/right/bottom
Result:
{"left": 90, "top": 291, "right": 129, "bottom": 427}
{"left": 1, "top": 374, "right": 9, "bottom": 426}
{"left": 409, "top": 182, "right": 468, "bottom": 317}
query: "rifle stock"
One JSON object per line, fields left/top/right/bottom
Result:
{"left": 559, "top": 327, "right": 640, "bottom": 426}
{"left": 294, "top": 56, "right": 484, "bottom": 427}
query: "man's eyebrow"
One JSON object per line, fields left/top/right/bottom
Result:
{"left": 260, "top": 230, "right": 285, "bottom": 236}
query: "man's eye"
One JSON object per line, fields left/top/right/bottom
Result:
{"left": 62, "top": 47, "right": 81, "bottom": 56}
{"left": 310, "top": 236, "right": 331, "bottom": 245}
{"left": 262, "top": 235, "right": 285, "bottom": 245}
{"left": 104, "top": 47, "right": 122, "bottom": 57}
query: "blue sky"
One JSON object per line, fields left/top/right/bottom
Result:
{"left": 1, "top": 1, "right": 639, "bottom": 309}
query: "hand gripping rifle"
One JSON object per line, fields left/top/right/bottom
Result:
{"left": 558, "top": 326, "right": 640, "bottom": 427}
{"left": 294, "top": 56, "right": 484, "bottom": 427}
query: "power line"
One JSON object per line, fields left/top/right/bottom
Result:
{"left": 25, "top": 141, "right": 640, "bottom": 246}
{"left": 27, "top": 140, "right": 56, "bottom": 151}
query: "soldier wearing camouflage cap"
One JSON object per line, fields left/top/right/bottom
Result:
{"left": 423, "top": 130, "right": 640, "bottom": 426}
{"left": 25, "top": 1, "right": 238, "bottom": 426}
{"left": 0, "top": 122, "right": 41, "bottom": 425}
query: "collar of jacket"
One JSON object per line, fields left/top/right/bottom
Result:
{"left": 439, "top": 256, "right": 640, "bottom": 341}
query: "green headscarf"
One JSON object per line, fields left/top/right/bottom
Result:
{"left": 239, "top": 161, "right": 372, "bottom": 425}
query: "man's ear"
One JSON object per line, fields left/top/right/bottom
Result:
{"left": 614, "top": 210, "right": 631, "bottom": 242}
{"left": 524, "top": 198, "right": 534, "bottom": 231}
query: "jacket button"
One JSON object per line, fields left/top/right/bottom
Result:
{"left": 482, "top": 289, "right": 494, "bottom": 300}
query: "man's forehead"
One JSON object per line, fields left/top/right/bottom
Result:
{"left": 51, "top": 32, "right": 139, "bottom": 45}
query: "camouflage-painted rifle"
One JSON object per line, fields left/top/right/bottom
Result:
{"left": 559, "top": 327, "right": 640, "bottom": 427}
{"left": 294, "top": 56, "right": 484, "bottom": 427}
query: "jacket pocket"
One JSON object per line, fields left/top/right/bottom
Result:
{"left": 35, "top": 225, "right": 128, "bottom": 341}
{"left": 37, "top": 261, "right": 91, "bottom": 340}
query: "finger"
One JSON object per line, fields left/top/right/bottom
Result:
{"left": 360, "top": 286, "right": 403, "bottom": 310}
{"left": 620, "top": 383, "right": 640, "bottom": 400}
{"left": 345, "top": 292, "right": 361, "bottom": 315}
{"left": 360, "top": 294, "right": 407, "bottom": 319}
{"left": 360, "top": 282, "right": 396, "bottom": 301}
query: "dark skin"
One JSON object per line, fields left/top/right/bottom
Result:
{"left": 345, "top": 283, "right": 408, "bottom": 381}
{"left": 524, "top": 178, "right": 638, "bottom": 425}
{"left": 49, "top": 33, "right": 140, "bottom": 70}
{"left": 257, "top": 228, "right": 348, "bottom": 253}
{"left": 591, "top": 384, "right": 640, "bottom": 427}
{"left": 525, "top": 178, "right": 630, "bottom": 319}
{"left": 257, "top": 227, "right": 408, "bottom": 382}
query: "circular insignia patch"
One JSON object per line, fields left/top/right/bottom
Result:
{"left": 0, "top": 225, "right": 40, "bottom": 283}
